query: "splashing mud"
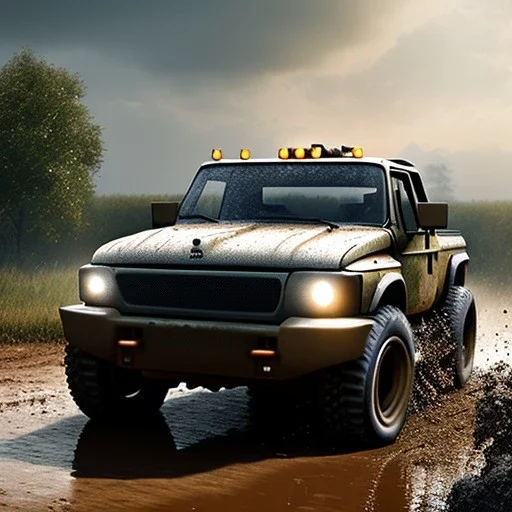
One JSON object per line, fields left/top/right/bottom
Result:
{"left": 411, "top": 309, "right": 456, "bottom": 413}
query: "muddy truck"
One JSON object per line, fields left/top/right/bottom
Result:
{"left": 60, "top": 144, "right": 476, "bottom": 447}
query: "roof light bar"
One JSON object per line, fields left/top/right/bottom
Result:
{"left": 213, "top": 144, "right": 364, "bottom": 161}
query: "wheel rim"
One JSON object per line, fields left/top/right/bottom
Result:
{"left": 372, "top": 336, "right": 413, "bottom": 428}
{"left": 112, "top": 367, "right": 143, "bottom": 399}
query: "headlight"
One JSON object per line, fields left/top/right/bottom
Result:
{"left": 311, "top": 281, "right": 335, "bottom": 307}
{"left": 79, "top": 265, "right": 116, "bottom": 306}
{"left": 87, "top": 275, "right": 107, "bottom": 296}
{"left": 283, "top": 272, "right": 361, "bottom": 318}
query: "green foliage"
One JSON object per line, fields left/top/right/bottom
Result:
{"left": 0, "top": 47, "right": 104, "bottom": 258}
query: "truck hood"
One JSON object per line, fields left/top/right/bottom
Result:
{"left": 91, "top": 223, "right": 392, "bottom": 270}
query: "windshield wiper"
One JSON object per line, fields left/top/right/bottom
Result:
{"left": 179, "top": 214, "right": 220, "bottom": 223}
{"left": 258, "top": 215, "right": 340, "bottom": 230}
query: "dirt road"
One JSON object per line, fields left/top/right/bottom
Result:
{"left": 0, "top": 282, "right": 509, "bottom": 511}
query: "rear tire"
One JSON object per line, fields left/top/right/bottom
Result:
{"left": 441, "top": 286, "right": 477, "bottom": 388}
{"left": 64, "top": 345, "right": 169, "bottom": 421}
{"left": 316, "top": 305, "right": 415, "bottom": 447}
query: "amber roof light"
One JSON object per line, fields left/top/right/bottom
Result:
{"left": 278, "top": 147, "right": 290, "bottom": 159}
{"left": 352, "top": 146, "right": 364, "bottom": 158}
{"left": 294, "top": 147, "right": 306, "bottom": 159}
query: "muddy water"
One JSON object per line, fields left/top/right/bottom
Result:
{"left": 0, "top": 281, "right": 510, "bottom": 512}
{"left": 0, "top": 387, "right": 477, "bottom": 512}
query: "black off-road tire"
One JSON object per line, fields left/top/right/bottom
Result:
{"left": 64, "top": 345, "right": 169, "bottom": 421}
{"left": 247, "top": 382, "right": 311, "bottom": 445}
{"left": 441, "top": 286, "right": 477, "bottom": 388}
{"left": 315, "top": 305, "right": 415, "bottom": 447}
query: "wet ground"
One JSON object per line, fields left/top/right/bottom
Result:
{"left": 1, "top": 282, "right": 510, "bottom": 511}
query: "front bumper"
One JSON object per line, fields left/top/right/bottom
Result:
{"left": 59, "top": 305, "right": 374, "bottom": 381}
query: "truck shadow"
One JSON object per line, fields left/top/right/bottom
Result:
{"left": 0, "top": 387, "right": 365, "bottom": 480}
{"left": 72, "top": 386, "right": 369, "bottom": 479}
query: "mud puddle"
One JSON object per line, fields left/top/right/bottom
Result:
{"left": 0, "top": 383, "right": 480, "bottom": 512}
{"left": 0, "top": 281, "right": 510, "bottom": 511}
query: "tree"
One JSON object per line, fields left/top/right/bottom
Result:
{"left": 0, "top": 48, "right": 104, "bottom": 263}
{"left": 421, "top": 163, "right": 454, "bottom": 202}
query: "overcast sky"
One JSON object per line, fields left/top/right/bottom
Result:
{"left": 1, "top": 0, "right": 511, "bottom": 200}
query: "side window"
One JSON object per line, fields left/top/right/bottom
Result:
{"left": 391, "top": 175, "right": 418, "bottom": 233}
{"left": 194, "top": 180, "right": 226, "bottom": 218}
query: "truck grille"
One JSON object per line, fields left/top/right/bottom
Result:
{"left": 116, "top": 272, "right": 282, "bottom": 313}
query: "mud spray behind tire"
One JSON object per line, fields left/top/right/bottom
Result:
{"left": 411, "top": 309, "right": 458, "bottom": 413}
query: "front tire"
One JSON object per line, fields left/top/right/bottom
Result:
{"left": 64, "top": 345, "right": 169, "bottom": 421}
{"left": 316, "top": 305, "right": 415, "bottom": 446}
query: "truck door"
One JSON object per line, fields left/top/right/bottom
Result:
{"left": 390, "top": 171, "right": 440, "bottom": 315}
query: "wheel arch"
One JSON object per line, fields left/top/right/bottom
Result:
{"left": 444, "top": 252, "right": 470, "bottom": 293}
{"left": 369, "top": 273, "right": 407, "bottom": 313}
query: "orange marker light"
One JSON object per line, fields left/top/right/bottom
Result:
{"left": 294, "top": 147, "right": 306, "bottom": 159}
{"left": 250, "top": 349, "right": 276, "bottom": 358}
{"left": 240, "top": 148, "right": 251, "bottom": 160}
{"left": 352, "top": 146, "right": 364, "bottom": 158}
{"left": 212, "top": 149, "right": 222, "bottom": 161}
{"left": 310, "top": 146, "right": 322, "bottom": 159}
{"left": 278, "top": 147, "right": 290, "bottom": 159}
{"left": 118, "top": 340, "right": 140, "bottom": 347}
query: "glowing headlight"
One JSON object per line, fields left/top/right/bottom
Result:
{"left": 311, "top": 281, "right": 335, "bottom": 307}
{"left": 87, "top": 275, "right": 107, "bottom": 296}
{"left": 78, "top": 265, "right": 117, "bottom": 306}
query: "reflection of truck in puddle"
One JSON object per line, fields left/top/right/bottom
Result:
{"left": 60, "top": 144, "right": 476, "bottom": 447}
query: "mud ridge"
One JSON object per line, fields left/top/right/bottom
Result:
{"left": 447, "top": 363, "right": 512, "bottom": 512}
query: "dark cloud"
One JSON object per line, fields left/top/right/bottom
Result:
{"left": 1, "top": 1, "right": 510, "bottom": 199}
{"left": 0, "top": 0, "right": 403, "bottom": 80}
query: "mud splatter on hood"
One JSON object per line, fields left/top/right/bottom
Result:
{"left": 91, "top": 222, "right": 392, "bottom": 270}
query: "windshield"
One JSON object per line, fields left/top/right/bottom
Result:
{"left": 178, "top": 162, "right": 387, "bottom": 226}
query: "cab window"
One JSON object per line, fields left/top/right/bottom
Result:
{"left": 391, "top": 174, "right": 418, "bottom": 233}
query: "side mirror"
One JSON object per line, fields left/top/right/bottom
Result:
{"left": 151, "top": 201, "right": 179, "bottom": 228}
{"left": 417, "top": 202, "right": 448, "bottom": 230}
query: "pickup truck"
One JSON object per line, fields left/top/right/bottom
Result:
{"left": 60, "top": 144, "right": 476, "bottom": 447}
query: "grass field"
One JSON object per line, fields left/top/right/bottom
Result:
{"left": 0, "top": 266, "right": 78, "bottom": 343}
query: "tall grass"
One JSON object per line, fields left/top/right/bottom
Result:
{"left": 450, "top": 201, "right": 512, "bottom": 285}
{"left": 0, "top": 266, "right": 78, "bottom": 343}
